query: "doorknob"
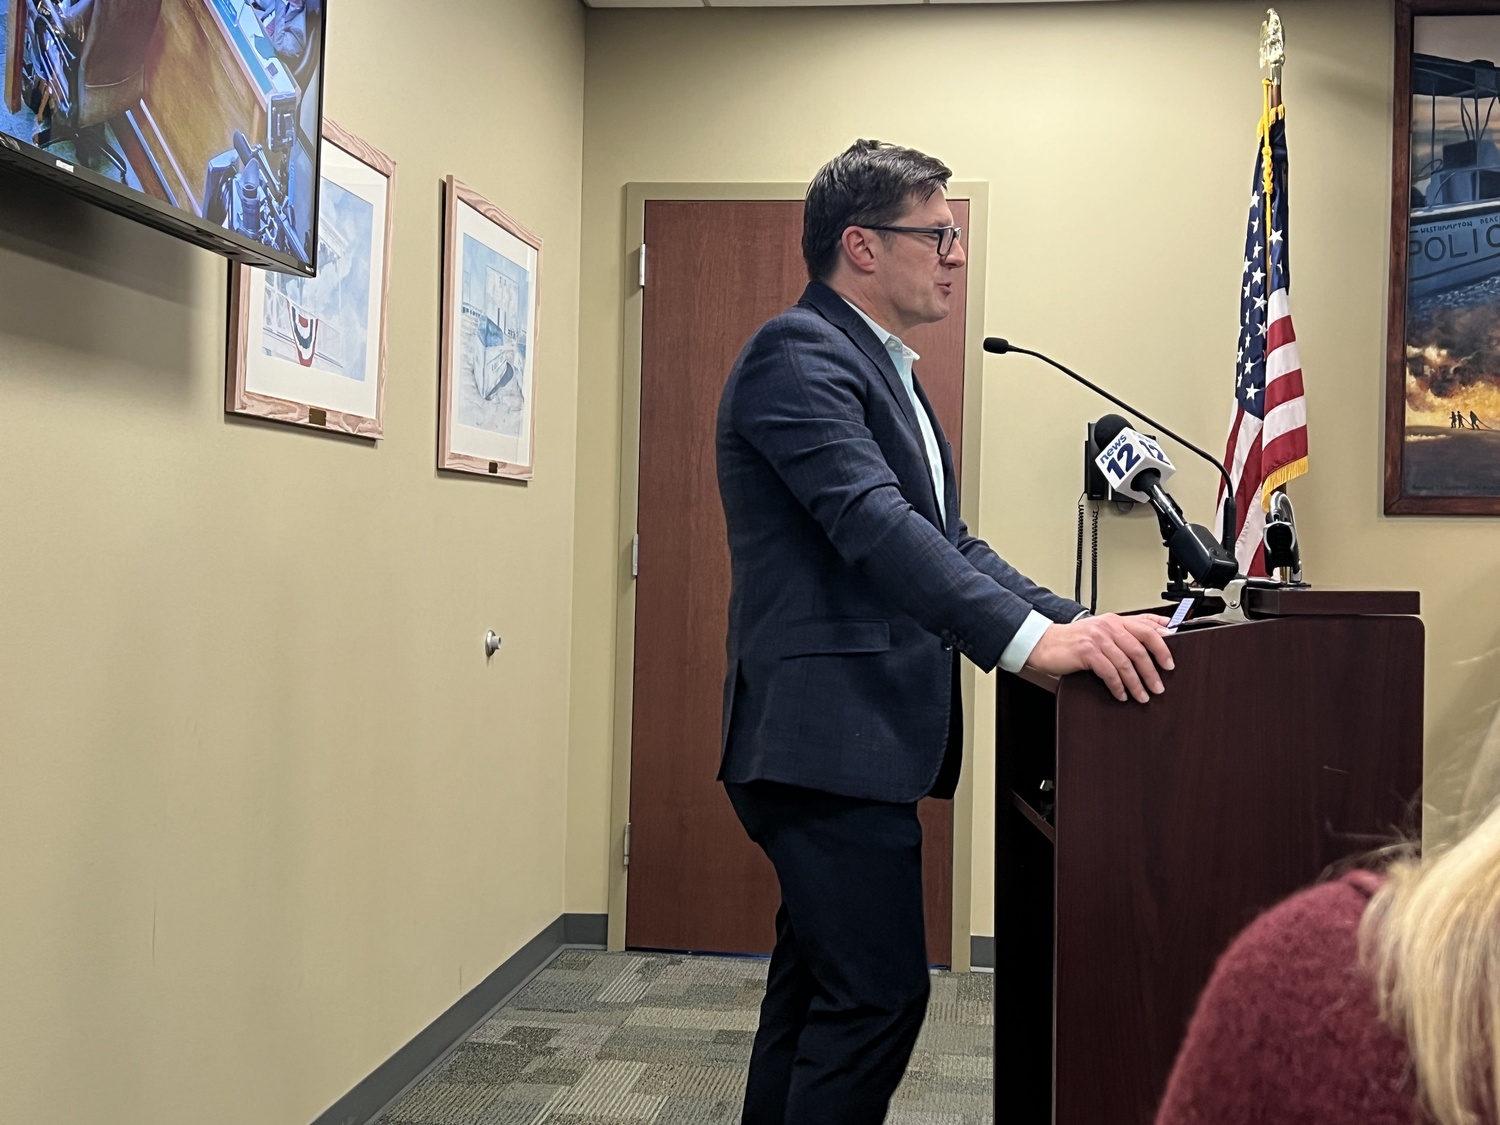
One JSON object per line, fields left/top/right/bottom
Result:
{"left": 484, "top": 631, "right": 502, "bottom": 658}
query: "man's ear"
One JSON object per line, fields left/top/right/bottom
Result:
{"left": 839, "top": 226, "right": 881, "bottom": 276}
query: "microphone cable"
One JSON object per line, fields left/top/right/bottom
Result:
{"left": 1074, "top": 493, "right": 1101, "bottom": 615}
{"left": 1075, "top": 493, "right": 1085, "bottom": 604}
{"left": 1090, "top": 502, "right": 1100, "bottom": 616}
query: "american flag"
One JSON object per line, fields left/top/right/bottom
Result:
{"left": 1214, "top": 99, "right": 1309, "bottom": 576}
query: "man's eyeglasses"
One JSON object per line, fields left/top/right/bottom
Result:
{"left": 860, "top": 225, "right": 964, "bottom": 259}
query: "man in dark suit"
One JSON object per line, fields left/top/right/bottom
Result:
{"left": 716, "top": 140, "right": 1173, "bottom": 1124}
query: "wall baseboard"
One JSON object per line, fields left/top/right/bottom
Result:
{"left": 970, "top": 935, "right": 995, "bottom": 971}
{"left": 563, "top": 912, "right": 608, "bottom": 947}
{"left": 310, "top": 912, "right": 608, "bottom": 1125}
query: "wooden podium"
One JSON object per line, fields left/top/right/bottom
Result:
{"left": 994, "top": 589, "right": 1423, "bottom": 1123}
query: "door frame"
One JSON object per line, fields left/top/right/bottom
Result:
{"left": 608, "top": 181, "right": 991, "bottom": 970}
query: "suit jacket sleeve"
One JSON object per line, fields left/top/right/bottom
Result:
{"left": 729, "top": 316, "right": 1042, "bottom": 672}
{"left": 954, "top": 519, "right": 1086, "bottom": 624}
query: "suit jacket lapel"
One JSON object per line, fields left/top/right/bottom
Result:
{"left": 802, "top": 282, "right": 955, "bottom": 532}
{"left": 800, "top": 282, "right": 922, "bottom": 436}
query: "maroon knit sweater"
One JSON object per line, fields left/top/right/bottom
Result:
{"left": 1155, "top": 871, "right": 1423, "bottom": 1125}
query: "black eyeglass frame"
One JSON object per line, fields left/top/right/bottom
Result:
{"left": 858, "top": 224, "right": 964, "bottom": 258}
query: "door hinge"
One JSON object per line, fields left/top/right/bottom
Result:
{"left": 631, "top": 533, "right": 639, "bottom": 578}
{"left": 638, "top": 243, "right": 646, "bottom": 289}
{"left": 623, "top": 822, "right": 632, "bottom": 867}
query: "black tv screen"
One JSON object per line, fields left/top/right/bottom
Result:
{"left": 0, "top": 0, "right": 325, "bottom": 275}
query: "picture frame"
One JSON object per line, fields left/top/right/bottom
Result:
{"left": 438, "top": 176, "right": 542, "bottom": 481}
{"left": 1386, "top": 1, "right": 1500, "bottom": 514}
{"left": 226, "top": 119, "right": 396, "bottom": 437}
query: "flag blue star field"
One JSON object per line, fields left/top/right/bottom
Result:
{"left": 1214, "top": 96, "right": 1309, "bottom": 576}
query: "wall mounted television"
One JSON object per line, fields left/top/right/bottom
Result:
{"left": 0, "top": 0, "right": 326, "bottom": 276}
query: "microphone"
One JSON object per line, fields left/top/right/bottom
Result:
{"left": 1091, "top": 414, "right": 1240, "bottom": 590}
{"left": 983, "top": 337, "right": 1238, "bottom": 556}
{"left": 232, "top": 129, "right": 254, "bottom": 168}
{"left": 1091, "top": 413, "right": 1177, "bottom": 505}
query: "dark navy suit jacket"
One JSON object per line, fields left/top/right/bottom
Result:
{"left": 716, "top": 282, "right": 1085, "bottom": 803}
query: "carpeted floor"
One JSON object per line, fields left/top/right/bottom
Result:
{"left": 376, "top": 949, "right": 994, "bottom": 1125}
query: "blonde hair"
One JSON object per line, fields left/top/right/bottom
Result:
{"left": 1361, "top": 803, "right": 1500, "bottom": 1125}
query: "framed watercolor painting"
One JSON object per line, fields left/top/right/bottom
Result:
{"left": 1387, "top": 2, "right": 1500, "bottom": 513}
{"left": 438, "top": 176, "right": 542, "bottom": 481}
{"left": 226, "top": 120, "right": 396, "bottom": 437}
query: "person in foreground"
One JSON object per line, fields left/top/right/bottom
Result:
{"left": 1156, "top": 797, "right": 1500, "bottom": 1125}
{"left": 716, "top": 139, "right": 1174, "bottom": 1125}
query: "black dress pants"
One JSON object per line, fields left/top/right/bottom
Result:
{"left": 724, "top": 780, "right": 931, "bottom": 1125}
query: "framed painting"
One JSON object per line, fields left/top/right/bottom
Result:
{"left": 438, "top": 176, "right": 541, "bottom": 481}
{"left": 1388, "top": 2, "right": 1500, "bottom": 513}
{"left": 226, "top": 120, "right": 396, "bottom": 437}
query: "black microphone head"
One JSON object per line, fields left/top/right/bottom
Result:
{"left": 1092, "top": 413, "right": 1130, "bottom": 449}
{"left": 1132, "top": 467, "right": 1163, "bottom": 494}
{"left": 982, "top": 337, "right": 1010, "bottom": 355}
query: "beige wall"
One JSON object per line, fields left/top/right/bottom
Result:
{"left": 571, "top": 0, "right": 1500, "bottom": 939}
{"left": 0, "top": 1, "right": 584, "bottom": 1122}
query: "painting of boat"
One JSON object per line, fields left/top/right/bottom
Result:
{"left": 1408, "top": 54, "right": 1500, "bottom": 298}
{"left": 1397, "top": 23, "right": 1500, "bottom": 506}
{"left": 455, "top": 235, "right": 530, "bottom": 442}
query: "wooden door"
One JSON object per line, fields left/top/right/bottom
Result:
{"left": 627, "top": 198, "right": 971, "bottom": 964}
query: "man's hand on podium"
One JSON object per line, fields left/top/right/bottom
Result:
{"left": 1026, "top": 614, "right": 1174, "bottom": 704}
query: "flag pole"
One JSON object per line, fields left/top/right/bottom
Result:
{"left": 1259, "top": 10, "right": 1284, "bottom": 219}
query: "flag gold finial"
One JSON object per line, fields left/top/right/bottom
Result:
{"left": 1260, "top": 9, "right": 1285, "bottom": 84}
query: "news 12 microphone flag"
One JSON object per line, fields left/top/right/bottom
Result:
{"left": 1214, "top": 82, "right": 1310, "bottom": 576}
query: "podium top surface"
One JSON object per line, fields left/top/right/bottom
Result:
{"left": 1007, "top": 589, "right": 1421, "bottom": 695}
{"left": 1241, "top": 587, "right": 1420, "bottom": 617}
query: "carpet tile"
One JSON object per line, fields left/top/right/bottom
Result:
{"left": 375, "top": 950, "right": 993, "bottom": 1125}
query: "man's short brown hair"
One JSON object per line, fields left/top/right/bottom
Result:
{"left": 802, "top": 140, "right": 953, "bottom": 282}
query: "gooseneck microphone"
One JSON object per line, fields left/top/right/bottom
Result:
{"left": 982, "top": 337, "right": 1237, "bottom": 557}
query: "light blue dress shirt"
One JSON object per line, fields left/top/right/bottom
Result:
{"left": 843, "top": 299, "right": 946, "bottom": 526}
{"left": 841, "top": 297, "right": 1051, "bottom": 674}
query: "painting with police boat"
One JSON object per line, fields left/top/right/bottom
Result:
{"left": 1388, "top": 3, "right": 1500, "bottom": 514}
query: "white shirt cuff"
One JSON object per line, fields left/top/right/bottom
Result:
{"left": 999, "top": 610, "right": 1052, "bottom": 674}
